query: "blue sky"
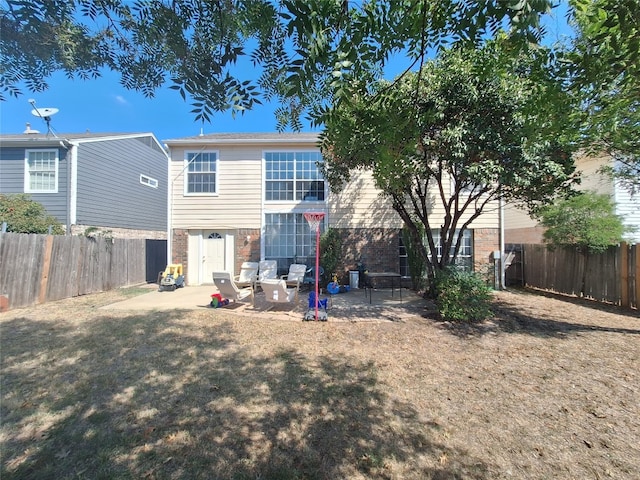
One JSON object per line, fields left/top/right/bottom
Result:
{"left": 0, "top": 68, "right": 298, "bottom": 142}
{"left": 0, "top": 3, "right": 572, "bottom": 143}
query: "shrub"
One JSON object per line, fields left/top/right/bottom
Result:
{"left": 320, "top": 228, "right": 342, "bottom": 286}
{"left": 0, "top": 193, "right": 64, "bottom": 234}
{"left": 435, "top": 268, "right": 492, "bottom": 322}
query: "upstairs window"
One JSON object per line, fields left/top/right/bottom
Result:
{"left": 265, "top": 151, "right": 325, "bottom": 201}
{"left": 185, "top": 151, "right": 217, "bottom": 194}
{"left": 25, "top": 149, "right": 58, "bottom": 193}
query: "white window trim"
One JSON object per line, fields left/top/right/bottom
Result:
{"left": 140, "top": 174, "right": 158, "bottom": 188}
{"left": 184, "top": 150, "right": 219, "bottom": 196}
{"left": 24, "top": 148, "right": 59, "bottom": 193}
{"left": 263, "top": 149, "right": 326, "bottom": 203}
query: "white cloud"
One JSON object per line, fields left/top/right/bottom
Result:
{"left": 114, "top": 95, "right": 129, "bottom": 105}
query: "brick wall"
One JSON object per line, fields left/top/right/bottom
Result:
{"left": 472, "top": 228, "right": 500, "bottom": 285}
{"left": 170, "top": 226, "right": 500, "bottom": 288}
{"left": 473, "top": 228, "right": 499, "bottom": 269}
{"left": 504, "top": 227, "right": 545, "bottom": 244}
{"left": 171, "top": 229, "right": 189, "bottom": 278}
{"left": 171, "top": 228, "right": 263, "bottom": 283}
{"left": 234, "top": 228, "right": 261, "bottom": 272}
{"left": 337, "top": 227, "right": 400, "bottom": 286}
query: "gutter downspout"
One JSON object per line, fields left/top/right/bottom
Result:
{"left": 59, "top": 139, "right": 77, "bottom": 234}
{"left": 166, "top": 145, "right": 172, "bottom": 266}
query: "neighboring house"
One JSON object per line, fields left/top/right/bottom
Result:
{"left": 164, "top": 133, "right": 501, "bottom": 285}
{"left": 504, "top": 153, "right": 640, "bottom": 244}
{"left": 0, "top": 130, "right": 169, "bottom": 239}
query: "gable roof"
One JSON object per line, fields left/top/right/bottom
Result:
{"left": 163, "top": 132, "right": 320, "bottom": 146}
{"left": 0, "top": 132, "right": 167, "bottom": 155}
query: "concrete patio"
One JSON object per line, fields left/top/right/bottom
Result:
{"left": 100, "top": 283, "right": 430, "bottom": 323}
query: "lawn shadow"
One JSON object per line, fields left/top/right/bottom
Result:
{"left": 428, "top": 288, "right": 640, "bottom": 339}
{"left": 2, "top": 309, "right": 492, "bottom": 479}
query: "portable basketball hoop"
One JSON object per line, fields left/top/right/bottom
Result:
{"left": 304, "top": 212, "right": 325, "bottom": 321}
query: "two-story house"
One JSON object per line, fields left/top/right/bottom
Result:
{"left": 165, "top": 133, "right": 501, "bottom": 286}
{"left": 0, "top": 130, "right": 168, "bottom": 239}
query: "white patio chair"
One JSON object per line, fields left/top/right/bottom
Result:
{"left": 260, "top": 279, "right": 297, "bottom": 309}
{"left": 212, "top": 271, "right": 254, "bottom": 305}
{"left": 280, "top": 263, "right": 307, "bottom": 299}
{"left": 234, "top": 261, "right": 259, "bottom": 289}
{"left": 258, "top": 260, "right": 278, "bottom": 283}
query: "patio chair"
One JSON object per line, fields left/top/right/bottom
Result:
{"left": 258, "top": 260, "right": 278, "bottom": 283}
{"left": 303, "top": 266, "right": 324, "bottom": 288}
{"left": 260, "top": 278, "right": 297, "bottom": 309}
{"left": 234, "top": 261, "right": 259, "bottom": 289}
{"left": 212, "top": 271, "right": 254, "bottom": 305}
{"left": 280, "top": 263, "right": 307, "bottom": 298}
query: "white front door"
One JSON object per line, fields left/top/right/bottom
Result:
{"left": 202, "top": 232, "right": 225, "bottom": 283}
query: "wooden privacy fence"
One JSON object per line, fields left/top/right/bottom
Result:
{"left": 0, "top": 233, "right": 167, "bottom": 311}
{"left": 517, "top": 243, "right": 638, "bottom": 309}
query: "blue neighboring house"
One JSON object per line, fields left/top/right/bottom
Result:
{"left": 0, "top": 129, "right": 168, "bottom": 238}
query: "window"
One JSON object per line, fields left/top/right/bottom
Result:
{"left": 265, "top": 151, "right": 325, "bottom": 201}
{"left": 431, "top": 229, "right": 473, "bottom": 271}
{"left": 185, "top": 151, "right": 217, "bottom": 194}
{"left": 264, "top": 212, "right": 325, "bottom": 273}
{"left": 25, "top": 149, "right": 58, "bottom": 193}
{"left": 140, "top": 174, "right": 158, "bottom": 188}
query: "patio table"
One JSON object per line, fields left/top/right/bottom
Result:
{"left": 363, "top": 272, "right": 402, "bottom": 304}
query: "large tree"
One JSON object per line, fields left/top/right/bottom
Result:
{"left": 565, "top": 0, "right": 640, "bottom": 190}
{"left": 1, "top": 0, "right": 557, "bottom": 127}
{"left": 320, "top": 42, "right": 579, "bottom": 286}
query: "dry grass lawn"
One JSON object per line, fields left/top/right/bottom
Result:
{"left": 1, "top": 287, "right": 639, "bottom": 479}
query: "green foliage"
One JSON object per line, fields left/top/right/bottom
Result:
{"left": 538, "top": 191, "right": 631, "bottom": 253}
{"left": 0, "top": 193, "right": 64, "bottom": 234}
{"left": 402, "top": 225, "right": 427, "bottom": 291}
{"left": 1, "top": 0, "right": 556, "bottom": 128}
{"left": 435, "top": 268, "right": 493, "bottom": 323}
{"left": 321, "top": 41, "right": 578, "bottom": 281}
{"left": 319, "top": 228, "right": 341, "bottom": 286}
{"left": 566, "top": 0, "right": 640, "bottom": 190}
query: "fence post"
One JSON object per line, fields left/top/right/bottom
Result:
{"left": 620, "top": 242, "right": 629, "bottom": 308}
{"left": 38, "top": 235, "right": 54, "bottom": 304}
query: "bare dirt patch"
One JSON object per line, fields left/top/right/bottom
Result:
{"left": 1, "top": 287, "right": 638, "bottom": 479}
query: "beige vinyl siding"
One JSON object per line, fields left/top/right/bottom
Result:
{"left": 330, "top": 170, "right": 499, "bottom": 229}
{"left": 329, "top": 171, "right": 402, "bottom": 228}
{"left": 171, "top": 145, "right": 263, "bottom": 229}
{"left": 504, "top": 153, "right": 618, "bottom": 233}
{"left": 503, "top": 202, "right": 538, "bottom": 229}
{"left": 577, "top": 154, "right": 614, "bottom": 195}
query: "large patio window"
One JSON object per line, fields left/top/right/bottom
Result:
{"left": 264, "top": 212, "right": 325, "bottom": 273}
{"left": 265, "top": 151, "right": 325, "bottom": 201}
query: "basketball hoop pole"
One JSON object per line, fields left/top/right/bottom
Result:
{"left": 304, "top": 212, "right": 325, "bottom": 321}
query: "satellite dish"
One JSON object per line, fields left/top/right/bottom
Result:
{"left": 28, "top": 99, "right": 59, "bottom": 136}
{"left": 31, "top": 107, "right": 59, "bottom": 119}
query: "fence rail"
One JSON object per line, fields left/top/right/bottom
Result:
{"left": 0, "top": 233, "right": 166, "bottom": 311}
{"left": 506, "top": 243, "right": 638, "bottom": 309}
